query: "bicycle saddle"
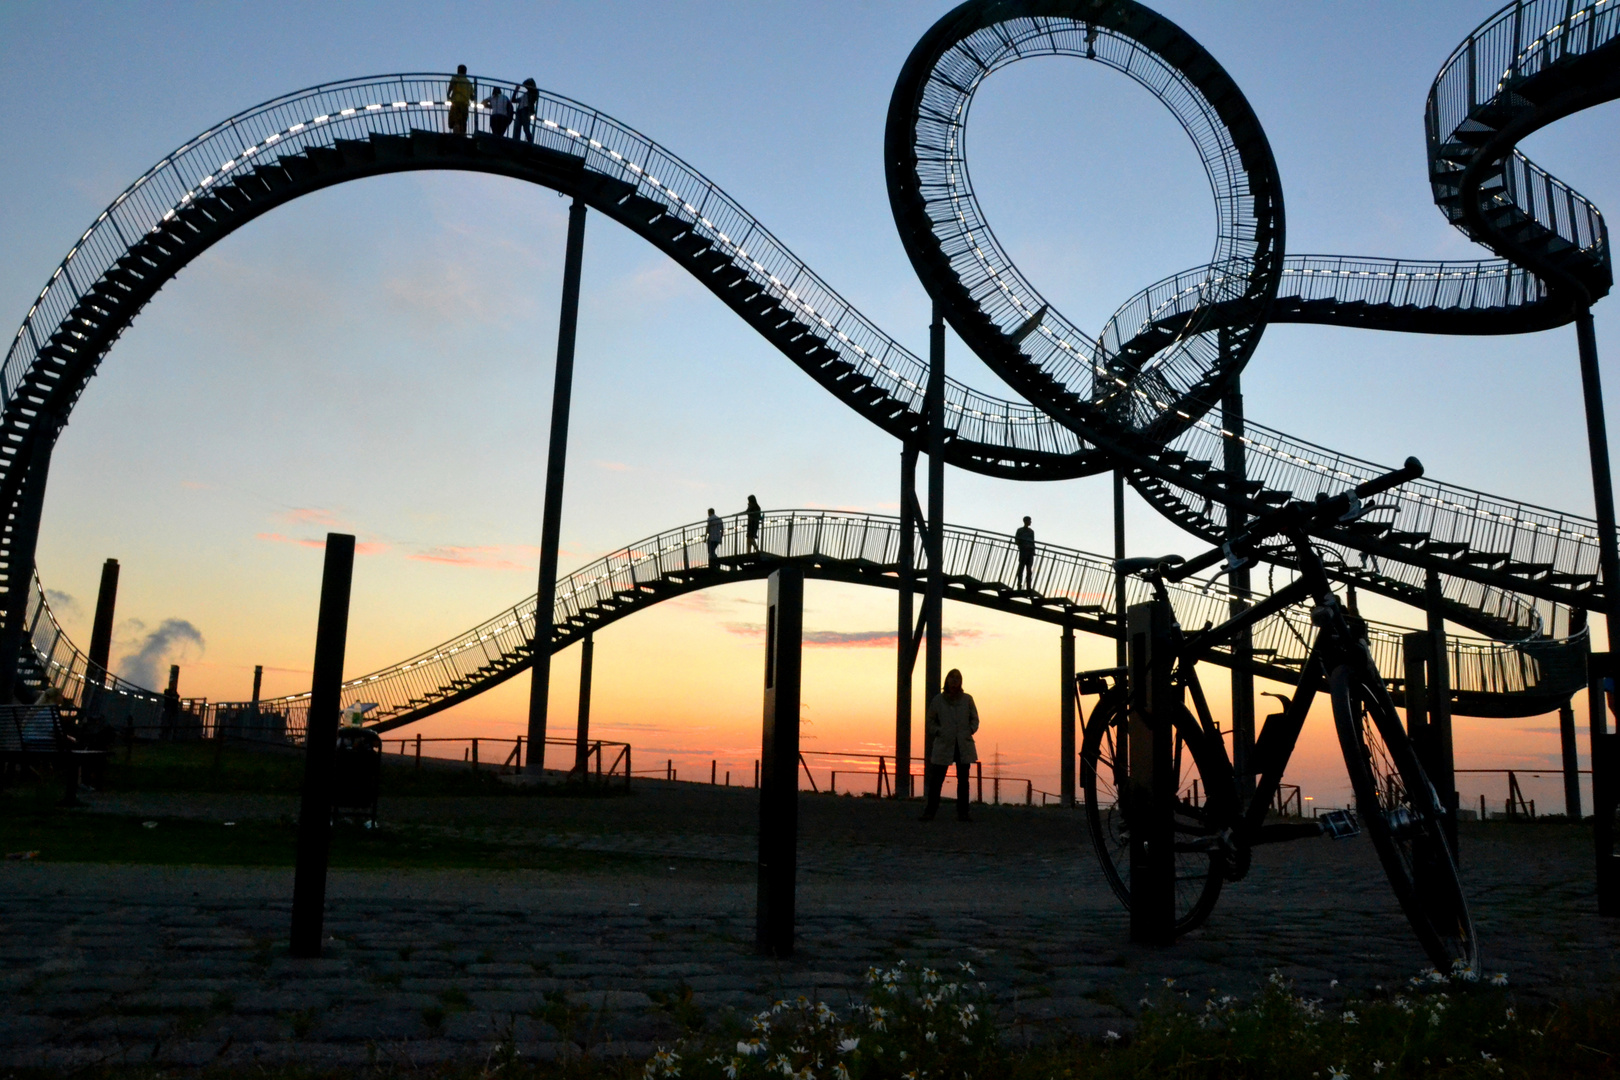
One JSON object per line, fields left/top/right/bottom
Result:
{"left": 1114, "top": 554, "right": 1185, "bottom": 575}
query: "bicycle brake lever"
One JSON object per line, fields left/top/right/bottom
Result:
{"left": 1221, "top": 541, "right": 1251, "bottom": 573}
{"left": 1338, "top": 492, "right": 1366, "bottom": 523}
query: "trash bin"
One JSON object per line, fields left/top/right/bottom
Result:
{"left": 332, "top": 727, "right": 382, "bottom": 826}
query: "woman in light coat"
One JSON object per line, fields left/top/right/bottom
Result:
{"left": 920, "top": 668, "right": 979, "bottom": 821}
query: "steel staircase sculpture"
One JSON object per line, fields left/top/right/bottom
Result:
{"left": 0, "top": 2, "right": 1614, "bottom": 716}
{"left": 173, "top": 512, "right": 1579, "bottom": 736}
{"left": 885, "top": 0, "right": 1617, "bottom": 647}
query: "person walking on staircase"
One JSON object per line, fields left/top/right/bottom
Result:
{"left": 920, "top": 668, "right": 980, "bottom": 822}
{"left": 484, "top": 85, "right": 513, "bottom": 137}
{"left": 746, "top": 495, "right": 763, "bottom": 553}
{"left": 706, "top": 508, "right": 724, "bottom": 566}
{"left": 448, "top": 66, "right": 475, "bottom": 135}
{"left": 513, "top": 78, "right": 539, "bottom": 142}
{"left": 1015, "top": 516, "right": 1036, "bottom": 590}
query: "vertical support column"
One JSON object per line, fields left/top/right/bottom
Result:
{"left": 1113, "top": 470, "right": 1127, "bottom": 667}
{"left": 1560, "top": 699, "right": 1583, "bottom": 820}
{"left": 1127, "top": 600, "right": 1174, "bottom": 944}
{"left": 1424, "top": 570, "right": 1459, "bottom": 851}
{"left": 0, "top": 435, "right": 55, "bottom": 703}
{"left": 925, "top": 305, "right": 946, "bottom": 704}
{"left": 1587, "top": 651, "right": 1618, "bottom": 916}
{"left": 526, "top": 197, "right": 589, "bottom": 774}
{"left": 1060, "top": 623, "right": 1076, "bottom": 807}
{"left": 290, "top": 533, "right": 356, "bottom": 958}
{"left": 1575, "top": 309, "right": 1620, "bottom": 652}
{"left": 1222, "top": 379, "right": 1255, "bottom": 796}
{"left": 573, "top": 632, "right": 594, "bottom": 776}
{"left": 896, "top": 445, "right": 919, "bottom": 798}
{"left": 758, "top": 566, "right": 803, "bottom": 956}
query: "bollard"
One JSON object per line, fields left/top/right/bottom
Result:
{"left": 415, "top": 733, "right": 422, "bottom": 771}
{"left": 712, "top": 759, "right": 717, "bottom": 785}
{"left": 757, "top": 566, "right": 803, "bottom": 957}
{"left": 1127, "top": 600, "right": 1176, "bottom": 945}
{"left": 471, "top": 738, "right": 479, "bottom": 771}
{"left": 290, "top": 533, "right": 356, "bottom": 959}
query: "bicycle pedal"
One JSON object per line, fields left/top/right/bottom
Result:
{"left": 1319, "top": 809, "right": 1360, "bottom": 840}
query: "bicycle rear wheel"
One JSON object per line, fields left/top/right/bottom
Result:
{"left": 1080, "top": 695, "right": 1229, "bottom": 934}
{"left": 1330, "top": 662, "right": 1478, "bottom": 971}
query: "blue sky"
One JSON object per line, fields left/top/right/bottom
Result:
{"left": 1, "top": 1, "right": 1614, "bottom": 804}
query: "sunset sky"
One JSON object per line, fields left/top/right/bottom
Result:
{"left": 2, "top": 1, "right": 1616, "bottom": 810}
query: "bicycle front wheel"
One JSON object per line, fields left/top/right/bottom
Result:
{"left": 1330, "top": 662, "right": 1478, "bottom": 971}
{"left": 1080, "top": 695, "right": 1229, "bottom": 935}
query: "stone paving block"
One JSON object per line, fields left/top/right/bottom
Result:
{"left": 568, "top": 989, "right": 653, "bottom": 1010}
{"left": 235, "top": 989, "right": 325, "bottom": 1014}
{"left": 466, "top": 962, "right": 536, "bottom": 976}
{"left": 29, "top": 992, "right": 111, "bottom": 1017}
{"left": 267, "top": 956, "right": 352, "bottom": 977}
{"left": 0, "top": 1015, "right": 58, "bottom": 1045}
{"left": 122, "top": 989, "right": 215, "bottom": 1012}
{"left": 316, "top": 1006, "right": 426, "bottom": 1041}
{"left": 77, "top": 1013, "right": 173, "bottom": 1039}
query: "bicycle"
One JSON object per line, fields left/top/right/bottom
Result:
{"left": 1077, "top": 457, "right": 1478, "bottom": 970}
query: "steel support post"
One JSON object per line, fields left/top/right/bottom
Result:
{"left": 526, "top": 197, "right": 588, "bottom": 774}
{"left": 1575, "top": 309, "right": 1620, "bottom": 653}
{"left": 0, "top": 435, "right": 55, "bottom": 703}
{"left": 925, "top": 305, "right": 946, "bottom": 705}
{"left": 1424, "top": 570, "right": 1459, "bottom": 851}
{"left": 1222, "top": 380, "right": 1255, "bottom": 796}
{"left": 758, "top": 566, "right": 803, "bottom": 956}
{"left": 1560, "top": 700, "right": 1583, "bottom": 819}
{"left": 896, "top": 445, "right": 919, "bottom": 798}
{"left": 1113, "top": 470, "right": 1128, "bottom": 667}
{"left": 1060, "top": 623, "right": 1076, "bottom": 806}
{"left": 1127, "top": 600, "right": 1175, "bottom": 944}
{"left": 290, "top": 533, "right": 355, "bottom": 958}
{"left": 573, "top": 632, "right": 594, "bottom": 776}
{"left": 1588, "top": 651, "right": 1619, "bottom": 916}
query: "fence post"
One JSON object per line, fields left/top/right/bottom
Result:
{"left": 1127, "top": 599, "right": 1176, "bottom": 945}
{"left": 290, "top": 533, "right": 355, "bottom": 959}
{"left": 415, "top": 733, "right": 421, "bottom": 771}
{"left": 975, "top": 761, "right": 983, "bottom": 804}
{"left": 573, "top": 631, "right": 593, "bottom": 776}
{"left": 471, "top": 738, "right": 478, "bottom": 771}
{"left": 757, "top": 566, "right": 803, "bottom": 957}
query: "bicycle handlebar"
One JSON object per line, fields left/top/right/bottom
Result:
{"left": 1161, "top": 457, "right": 1425, "bottom": 583}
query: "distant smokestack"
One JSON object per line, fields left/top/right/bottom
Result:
{"left": 167, "top": 664, "right": 180, "bottom": 695}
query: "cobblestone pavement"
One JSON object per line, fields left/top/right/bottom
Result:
{"left": 2, "top": 783, "right": 1615, "bottom": 1069}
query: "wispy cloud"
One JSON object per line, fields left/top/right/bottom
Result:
{"left": 409, "top": 544, "right": 538, "bottom": 571}
{"left": 594, "top": 460, "right": 631, "bottom": 472}
{"left": 256, "top": 532, "right": 389, "bottom": 555}
{"left": 180, "top": 480, "right": 211, "bottom": 491}
{"left": 279, "top": 507, "right": 344, "bottom": 528}
{"left": 721, "top": 624, "right": 984, "bottom": 649}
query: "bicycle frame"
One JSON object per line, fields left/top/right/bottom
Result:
{"left": 1117, "top": 527, "right": 1374, "bottom": 862}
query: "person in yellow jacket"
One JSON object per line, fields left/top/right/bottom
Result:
{"left": 447, "top": 65, "right": 475, "bottom": 136}
{"left": 920, "top": 668, "right": 979, "bottom": 822}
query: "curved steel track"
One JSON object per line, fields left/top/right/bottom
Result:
{"left": 3, "top": 1, "right": 1616, "bottom": 718}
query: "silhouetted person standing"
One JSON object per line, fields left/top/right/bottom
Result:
{"left": 448, "top": 65, "right": 474, "bottom": 135}
{"left": 706, "top": 508, "right": 724, "bottom": 566}
{"left": 513, "top": 78, "right": 538, "bottom": 142}
{"left": 920, "top": 668, "right": 979, "bottom": 822}
{"left": 1015, "top": 515, "right": 1036, "bottom": 590}
{"left": 746, "top": 495, "right": 763, "bottom": 553}
{"left": 484, "top": 85, "right": 512, "bottom": 137}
